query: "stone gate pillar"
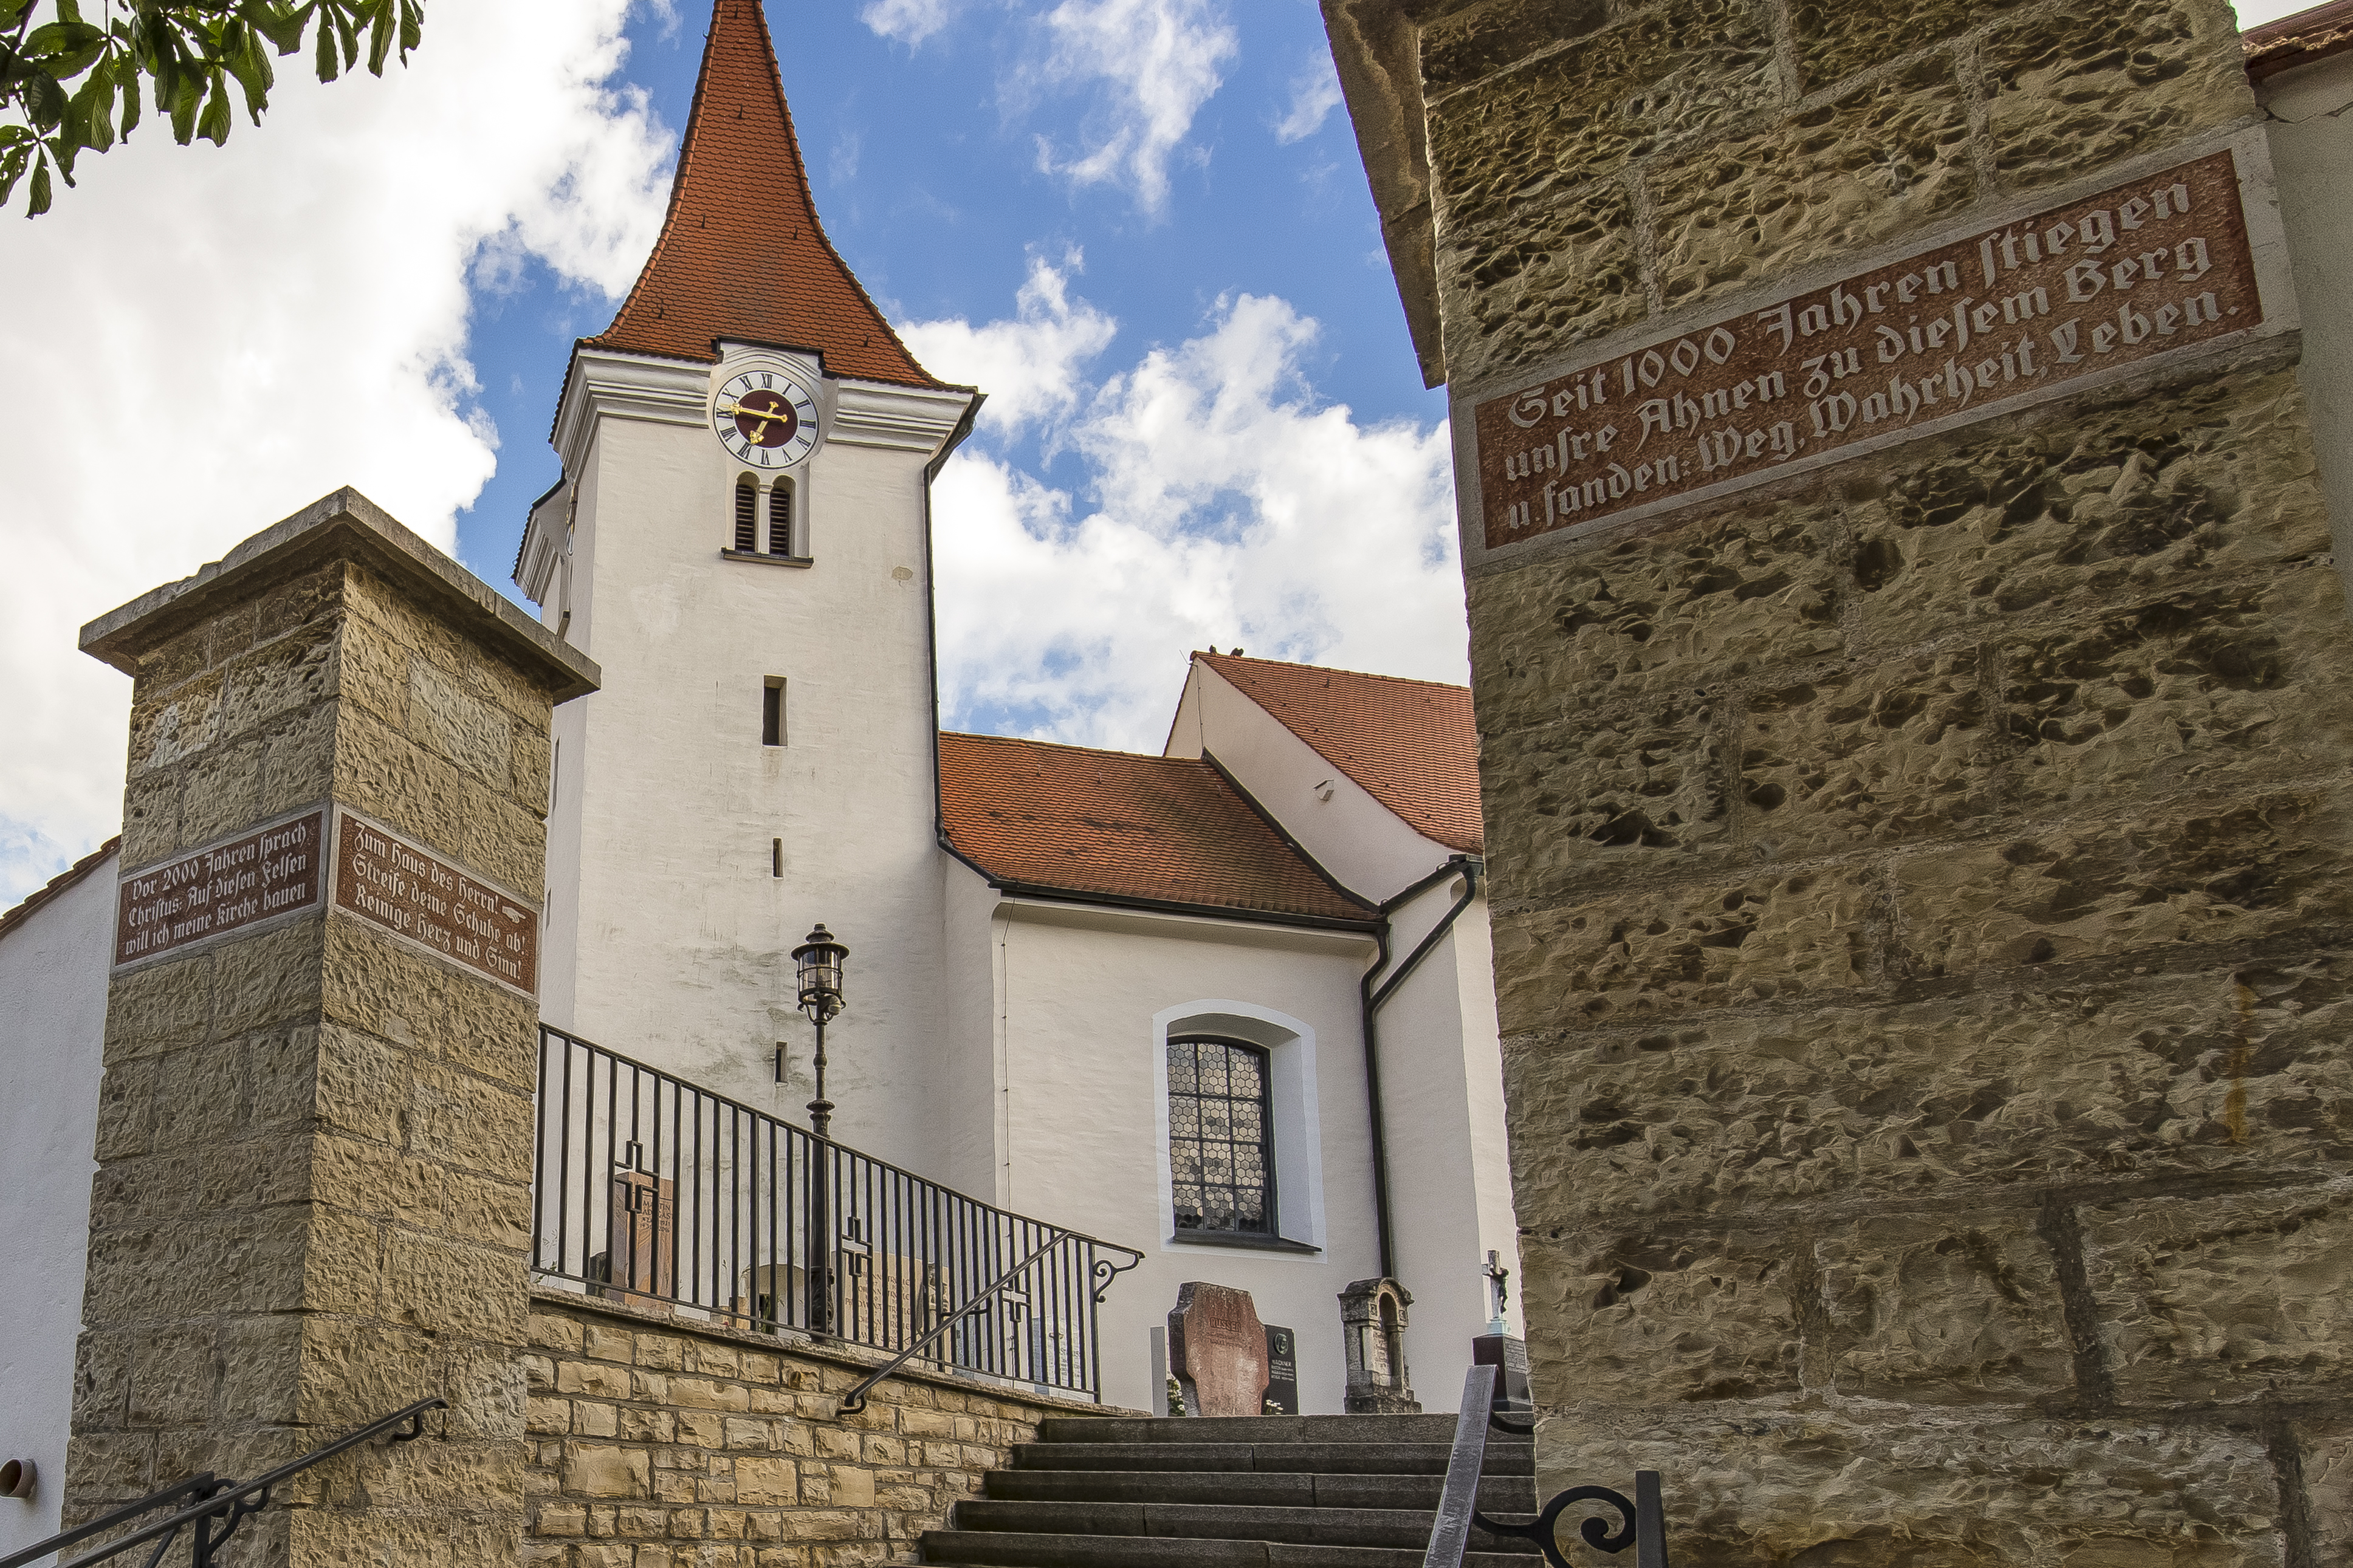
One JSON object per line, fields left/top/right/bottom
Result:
{"left": 1327, "top": 0, "right": 2353, "bottom": 1559}
{"left": 64, "top": 490, "right": 597, "bottom": 1561}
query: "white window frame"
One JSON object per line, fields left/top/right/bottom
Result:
{"left": 1152, "top": 1001, "right": 1327, "bottom": 1256}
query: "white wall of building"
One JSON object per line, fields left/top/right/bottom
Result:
{"left": 977, "top": 895, "right": 1382, "bottom": 1414}
{"left": 0, "top": 856, "right": 114, "bottom": 1558}
{"left": 1164, "top": 662, "right": 1438, "bottom": 902}
{"left": 534, "top": 346, "right": 974, "bottom": 1180}
{"left": 2263, "top": 52, "right": 2353, "bottom": 582}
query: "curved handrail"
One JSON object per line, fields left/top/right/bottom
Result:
{"left": 0, "top": 1399, "right": 445, "bottom": 1568}
{"left": 836, "top": 1232, "right": 1145, "bottom": 1414}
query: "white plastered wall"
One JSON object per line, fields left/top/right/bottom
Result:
{"left": 979, "top": 895, "right": 1380, "bottom": 1415}
{"left": 0, "top": 855, "right": 114, "bottom": 1558}
{"left": 2262, "top": 52, "right": 2353, "bottom": 586}
{"left": 534, "top": 347, "right": 971, "bottom": 1179}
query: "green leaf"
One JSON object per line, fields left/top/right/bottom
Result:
{"left": 168, "top": 70, "right": 199, "bottom": 142}
{"left": 331, "top": 2, "right": 356, "bottom": 69}
{"left": 241, "top": 0, "right": 306, "bottom": 55}
{"left": 366, "top": 0, "right": 390, "bottom": 75}
{"left": 223, "top": 18, "right": 270, "bottom": 117}
{"left": 0, "top": 0, "right": 37, "bottom": 29}
{"left": 196, "top": 69, "right": 230, "bottom": 143}
{"left": 312, "top": 5, "right": 337, "bottom": 81}
{"left": 26, "top": 19, "right": 109, "bottom": 78}
{"left": 399, "top": 0, "right": 419, "bottom": 56}
{"left": 27, "top": 156, "right": 51, "bottom": 216}
{"left": 64, "top": 66, "right": 114, "bottom": 151}
{"left": 117, "top": 66, "right": 142, "bottom": 137}
{"left": 24, "top": 70, "right": 68, "bottom": 131}
{"left": 53, "top": 0, "right": 81, "bottom": 25}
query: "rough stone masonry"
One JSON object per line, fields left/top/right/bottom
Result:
{"left": 1325, "top": 0, "right": 2353, "bottom": 1561}
{"left": 66, "top": 490, "right": 598, "bottom": 1564}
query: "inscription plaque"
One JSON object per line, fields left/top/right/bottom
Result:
{"left": 332, "top": 812, "right": 539, "bottom": 995}
{"left": 114, "top": 810, "right": 325, "bottom": 968}
{"left": 1474, "top": 150, "right": 2265, "bottom": 549}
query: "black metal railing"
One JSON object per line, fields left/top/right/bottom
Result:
{"left": 0, "top": 1399, "right": 442, "bottom": 1568}
{"left": 532, "top": 1026, "right": 1142, "bottom": 1403}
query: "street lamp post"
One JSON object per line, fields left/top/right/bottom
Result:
{"left": 791, "top": 923, "right": 848, "bottom": 1332}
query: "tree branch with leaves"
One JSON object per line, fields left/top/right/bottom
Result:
{"left": 0, "top": 0, "right": 422, "bottom": 216}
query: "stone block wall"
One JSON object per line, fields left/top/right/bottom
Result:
{"left": 67, "top": 493, "right": 594, "bottom": 1564}
{"left": 1326, "top": 0, "right": 2353, "bottom": 1561}
{"left": 521, "top": 1293, "right": 1107, "bottom": 1568}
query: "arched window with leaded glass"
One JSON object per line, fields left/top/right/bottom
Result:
{"left": 1166, "top": 1036, "right": 1275, "bottom": 1236}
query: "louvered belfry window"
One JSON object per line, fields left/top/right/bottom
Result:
{"left": 733, "top": 480, "right": 758, "bottom": 553}
{"left": 768, "top": 482, "right": 794, "bottom": 556}
{"left": 1168, "top": 1037, "right": 1274, "bottom": 1234}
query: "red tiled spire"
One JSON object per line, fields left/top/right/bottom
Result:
{"left": 584, "top": 0, "right": 944, "bottom": 388}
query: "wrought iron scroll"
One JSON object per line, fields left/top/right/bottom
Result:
{"left": 1475, "top": 1470, "right": 1669, "bottom": 1568}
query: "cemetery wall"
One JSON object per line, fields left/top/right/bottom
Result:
{"left": 519, "top": 1291, "right": 1116, "bottom": 1568}
{"left": 1325, "top": 0, "right": 2353, "bottom": 1559}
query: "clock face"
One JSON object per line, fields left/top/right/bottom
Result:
{"left": 713, "top": 371, "right": 819, "bottom": 467}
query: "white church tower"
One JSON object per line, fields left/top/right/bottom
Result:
{"left": 514, "top": 0, "right": 977, "bottom": 1171}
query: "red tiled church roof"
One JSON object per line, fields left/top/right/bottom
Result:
{"left": 582, "top": 0, "right": 946, "bottom": 388}
{"left": 939, "top": 733, "right": 1375, "bottom": 925}
{"left": 1197, "top": 652, "right": 1483, "bottom": 854}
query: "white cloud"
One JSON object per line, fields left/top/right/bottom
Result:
{"left": 1028, "top": 0, "right": 1237, "bottom": 216}
{"left": 0, "top": 0, "right": 674, "bottom": 903}
{"left": 861, "top": 0, "right": 959, "bottom": 46}
{"left": 1273, "top": 52, "right": 1342, "bottom": 144}
{"left": 901, "top": 252, "right": 1118, "bottom": 437}
{"left": 932, "top": 276, "right": 1465, "bottom": 751}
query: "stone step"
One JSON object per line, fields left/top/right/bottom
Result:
{"left": 947, "top": 1500, "right": 1541, "bottom": 1553}
{"left": 1041, "top": 1417, "right": 1463, "bottom": 1446}
{"left": 1009, "top": 1443, "right": 1531, "bottom": 1477}
{"left": 920, "top": 1532, "right": 1536, "bottom": 1568}
{"left": 982, "top": 1469, "right": 1538, "bottom": 1514}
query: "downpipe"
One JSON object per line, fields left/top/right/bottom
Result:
{"left": 1359, "top": 852, "right": 1484, "bottom": 1279}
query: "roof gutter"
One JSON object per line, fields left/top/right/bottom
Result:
{"left": 924, "top": 389, "right": 984, "bottom": 873}
{"left": 1359, "top": 852, "right": 1483, "bottom": 1280}
{"left": 980, "top": 879, "right": 1383, "bottom": 934}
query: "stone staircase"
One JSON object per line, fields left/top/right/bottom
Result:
{"left": 921, "top": 1414, "right": 1540, "bottom": 1568}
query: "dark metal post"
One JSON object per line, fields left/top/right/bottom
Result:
{"left": 808, "top": 1010, "right": 833, "bottom": 1140}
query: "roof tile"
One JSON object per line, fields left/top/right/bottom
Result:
{"left": 939, "top": 733, "right": 1373, "bottom": 923}
{"left": 1198, "top": 652, "right": 1483, "bottom": 854}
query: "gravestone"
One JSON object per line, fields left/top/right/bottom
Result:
{"left": 1339, "top": 1277, "right": 1418, "bottom": 1414}
{"left": 1167, "top": 1282, "right": 1269, "bottom": 1418}
{"left": 1472, "top": 1332, "right": 1531, "bottom": 1416}
{"left": 1263, "top": 1325, "right": 1300, "bottom": 1415}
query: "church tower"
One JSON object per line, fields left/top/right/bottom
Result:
{"left": 515, "top": 0, "right": 978, "bottom": 1171}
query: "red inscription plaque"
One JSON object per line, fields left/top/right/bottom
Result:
{"left": 114, "top": 810, "right": 325, "bottom": 968}
{"left": 1474, "top": 150, "right": 2265, "bottom": 549}
{"left": 332, "top": 813, "right": 539, "bottom": 995}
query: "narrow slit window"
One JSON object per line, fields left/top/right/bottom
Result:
{"left": 771, "top": 838, "right": 783, "bottom": 878}
{"left": 761, "top": 677, "right": 785, "bottom": 746}
{"left": 1167, "top": 1036, "right": 1274, "bottom": 1236}
{"left": 767, "top": 481, "right": 794, "bottom": 556}
{"left": 733, "top": 479, "right": 758, "bottom": 553}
